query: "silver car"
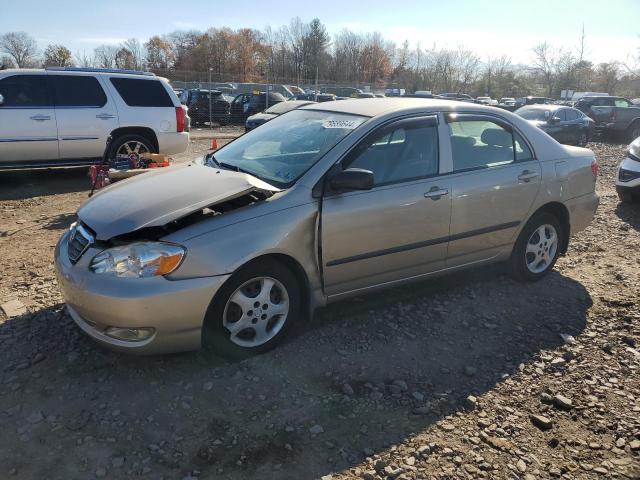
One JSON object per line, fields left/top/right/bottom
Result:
{"left": 54, "top": 98, "right": 600, "bottom": 357}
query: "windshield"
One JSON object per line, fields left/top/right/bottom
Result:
{"left": 264, "top": 101, "right": 301, "bottom": 115}
{"left": 517, "top": 108, "right": 551, "bottom": 121}
{"left": 213, "top": 109, "right": 367, "bottom": 187}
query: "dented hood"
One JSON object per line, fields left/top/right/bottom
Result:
{"left": 78, "top": 164, "right": 279, "bottom": 240}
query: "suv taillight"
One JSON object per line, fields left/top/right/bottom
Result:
{"left": 591, "top": 158, "right": 599, "bottom": 178}
{"left": 176, "top": 107, "right": 186, "bottom": 133}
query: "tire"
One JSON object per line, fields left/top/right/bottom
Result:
{"left": 576, "top": 131, "right": 588, "bottom": 147}
{"left": 627, "top": 122, "right": 640, "bottom": 143}
{"left": 202, "top": 259, "right": 301, "bottom": 360}
{"left": 618, "top": 190, "right": 637, "bottom": 204}
{"left": 108, "top": 134, "right": 155, "bottom": 159}
{"left": 509, "top": 212, "right": 563, "bottom": 282}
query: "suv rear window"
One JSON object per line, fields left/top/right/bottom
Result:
{"left": 110, "top": 78, "right": 173, "bottom": 107}
{"left": 50, "top": 75, "right": 107, "bottom": 107}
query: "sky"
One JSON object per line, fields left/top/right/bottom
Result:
{"left": 1, "top": 0, "right": 638, "bottom": 65}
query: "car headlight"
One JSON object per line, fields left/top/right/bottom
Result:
{"left": 629, "top": 137, "right": 640, "bottom": 161}
{"left": 89, "top": 242, "right": 185, "bottom": 278}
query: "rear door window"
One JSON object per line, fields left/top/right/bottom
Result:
{"left": 50, "top": 75, "right": 107, "bottom": 107}
{"left": 614, "top": 99, "right": 631, "bottom": 108}
{"left": 0, "top": 74, "right": 52, "bottom": 107}
{"left": 109, "top": 78, "right": 173, "bottom": 107}
{"left": 556, "top": 109, "right": 567, "bottom": 121}
{"left": 447, "top": 118, "right": 517, "bottom": 172}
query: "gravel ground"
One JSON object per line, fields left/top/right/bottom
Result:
{"left": 0, "top": 141, "right": 638, "bottom": 480}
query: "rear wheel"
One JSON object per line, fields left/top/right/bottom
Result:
{"left": 510, "top": 212, "right": 562, "bottom": 281}
{"left": 618, "top": 189, "right": 638, "bottom": 204}
{"left": 202, "top": 259, "right": 301, "bottom": 359}
{"left": 627, "top": 122, "right": 640, "bottom": 143}
{"left": 576, "top": 131, "right": 588, "bottom": 147}
{"left": 108, "top": 134, "right": 154, "bottom": 159}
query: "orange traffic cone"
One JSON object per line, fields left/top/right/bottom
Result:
{"left": 210, "top": 138, "right": 218, "bottom": 150}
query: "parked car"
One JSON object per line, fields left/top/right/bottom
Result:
{"left": 574, "top": 95, "right": 629, "bottom": 116}
{"left": 179, "top": 89, "right": 232, "bottom": 126}
{"left": 476, "top": 96, "right": 498, "bottom": 105}
{"left": 588, "top": 99, "right": 640, "bottom": 142}
{"left": 294, "top": 93, "right": 336, "bottom": 102}
{"left": 439, "top": 92, "right": 476, "bottom": 103}
{"left": 355, "top": 92, "right": 376, "bottom": 98}
{"left": 515, "top": 96, "right": 553, "bottom": 108}
{"left": 0, "top": 67, "right": 189, "bottom": 169}
{"left": 245, "top": 100, "right": 316, "bottom": 131}
{"left": 500, "top": 97, "right": 516, "bottom": 105}
{"left": 515, "top": 104, "right": 594, "bottom": 146}
{"left": 320, "top": 86, "right": 363, "bottom": 98}
{"left": 55, "top": 98, "right": 599, "bottom": 357}
{"left": 229, "top": 92, "right": 286, "bottom": 124}
{"left": 404, "top": 91, "right": 436, "bottom": 98}
{"left": 616, "top": 136, "right": 640, "bottom": 203}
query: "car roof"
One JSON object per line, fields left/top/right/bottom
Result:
{"left": 300, "top": 97, "right": 504, "bottom": 117}
{"left": 518, "top": 104, "right": 561, "bottom": 111}
{"left": 0, "top": 68, "right": 163, "bottom": 80}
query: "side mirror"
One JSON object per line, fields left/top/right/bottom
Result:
{"left": 0, "top": 94, "right": 3, "bottom": 106}
{"left": 328, "top": 168, "right": 374, "bottom": 192}
{"left": 549, "top": 116, "right": 561, "bottom": 124}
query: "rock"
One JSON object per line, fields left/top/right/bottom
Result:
{"left": 464, "top": 366, "right": 477, "bottom": 376}
{"left": 549, "top": 357, "right": 566, "bottom": 367}
{"left": 552, "top": 394, "right": 573, "bottom": 410}
{"left": 629, "top": 439, "right": 640, "bottom": 451}
{"left": 370, "top": 391, "right": 383, "bottom": 401}
{"left": 321, "top": 475, "right": 333, "bottom": 480}
{"left": 361, "top": 470, "right": 376, "bottom": 480}
{"left": 392, "top": 379, "right": 408, "bottom": 391}
{"left": 203, "top": 381, "right": 213, "bottom": 391}
{"left": 517, "top": 459, "right": 527, "bottom": 472}
{"left": 559, "top": 333, "right": 575, "bottom": 344}
{"left": 363, "top": 447, "right": 374, "bottom": 456}
{"left": 411, "top": 391, "right": 424, "bottom": 401}
{"left": 540, "top": 392, "right": 553, "bottom": 404}
{"left": 95, "top": 467, "right": 107, "bottom": 478}
{"left": 464, "top": 395, "right": 477, "bottom": 410}
{"left": 1, "top": 299, "right": 26, "bottom": 318}
{"left": 530, "top": 414, "right": 553, "bottom": 431}
{"left": 26, "top": 412, "right": 43, "bottom": 424}
{"left": 111, "top": 456, "right": 125, "bottom": 468}
{"left": 309, "top": 424, "right": 324, "bottom": 434}
{"left": 342, "top": 383, "right": 354, "bottom": 396}
{"left": 484, "top": 435, "right": 513, "bottom": 451}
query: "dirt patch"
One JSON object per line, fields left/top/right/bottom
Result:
{"left": 0, "top": 142, "right": 638, "bottom": 479}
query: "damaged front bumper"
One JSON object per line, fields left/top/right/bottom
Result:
{"left": 54, "top": 230, "right": 230, "bottom": 355}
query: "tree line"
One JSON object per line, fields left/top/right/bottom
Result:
{"left": 1, "top": 19, "right": 639, "bottom": 99}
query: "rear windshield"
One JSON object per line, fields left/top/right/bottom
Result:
{"left": 110, "top": 78, "right": 173, "bottom": 107}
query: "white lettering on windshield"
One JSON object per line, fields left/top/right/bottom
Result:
{"left": 322, "top": 120, "right": 362, "bottom": 129}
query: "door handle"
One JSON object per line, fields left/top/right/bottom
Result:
{"left": 30, "top": 115, "right": 51, "bottom": 121}
{"left": 518, "top": 170, "right": 539, "bottom": 182}
{"left": 96, "top": 113, "right": 115, "bottom": 120}
{"left": 424, "top": 187, "right": 449, "bottom": 200}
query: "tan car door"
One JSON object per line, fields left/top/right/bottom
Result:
{"left": 444, "top": 114, "right": 541, "bottom": 268}
{"left": 321, "top": 115, "right": 452, "bottom": 297}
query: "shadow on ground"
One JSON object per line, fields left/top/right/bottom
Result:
{"left": 615, "top": 201, "right": 640, "bottom": 231}
{"left": 0, "top": 167, "right": 89, "bottom": 201}
{"left": 0, "top": 267, "right": 591, "bottom": 479}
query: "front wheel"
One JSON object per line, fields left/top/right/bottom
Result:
{"left": 202, "top": 259, "right": 301, "bottom": 359}
{"left": 510, "top": 212, "right": 562, "bottom": 281}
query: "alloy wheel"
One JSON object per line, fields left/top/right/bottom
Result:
{"left": 116, "top": 141, "right": 149, "bottom": 156}
{"left": 223, "top": 277, "right": 290, "bottom": 348}
{"left": 525, "top": 224, "right": 558, "bottom": 274}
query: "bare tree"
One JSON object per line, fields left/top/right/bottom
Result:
{"left": 532, "top": 42, "right": 557, "bottom": 96}
{"left": 94, "top": 45, "right": 119, "bottom": 68}
{"left": 75, "top": 50, "right": 95, "bottom": 68}
{"left": 122, "top": 38, "right": 144, "bottom": 69}
{"left": 0, "top": 31, "right": 38, "bottom": 67}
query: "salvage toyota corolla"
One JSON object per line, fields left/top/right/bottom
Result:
{"left": 55, "top": 98, "right": 599, "bottom": 358}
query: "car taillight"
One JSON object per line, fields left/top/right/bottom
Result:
{"left": 176, "top": 106, "right": 186, "bottom": 133}
{"left": 591, "top": 158, "right": 599, "bottom": 178}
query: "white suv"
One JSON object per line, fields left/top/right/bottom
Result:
{"left": 0, "top": 67, "right": 189, "bottom": 168}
